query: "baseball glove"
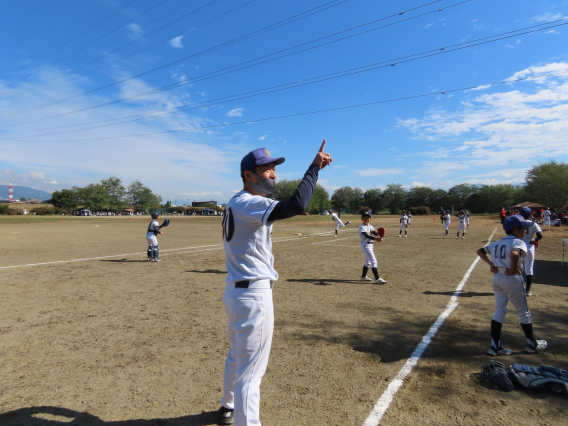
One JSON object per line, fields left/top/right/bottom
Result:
{"left": 533, "top": 240, "right": 539, "bottom": 249}
{"left": 481, "top": 361, "right": 514, "bottom": 392}
{"left": 161, "top": 219, "right": 170, "bottom": 227}
{"left": 377, "top": 227, "right": 386, "bottom": 238}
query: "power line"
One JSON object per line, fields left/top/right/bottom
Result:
{"left": 10, "top": 71, "right": 568, "bottom": 143}
{"left": 0, "top": 0, "right": 445, "bottom": 120}
{"left": 6, "top": 0, "right": 210, "bottom": 96}
{"left": 8, "top": 0, "right": 140, "bottom": 85}
{"left": 5, "top": 0, "right": 345, "bottom": 106}
{"left": 3, "top": 18, "right": 566, "bottom": 139}
{"left": 10, "top": 0, "right": 173, "bottom": 88}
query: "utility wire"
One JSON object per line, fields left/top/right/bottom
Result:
{"left": 6, "top": 0, "right": 344, "bottom": 104}
{"left": 12, "top": 0, "right": 173, "bottom": 86}
{"left": 0, "top": 0, "right": 444, "bottom": 119}
{"left": 3, "top": 18, "right": 566, "bottom": 138}
{"left": 7, "top": 0, "right": 209, "bottom": 96}
{"left": 8, "top": 0, "right": 140, "bottom": 85}
{"left": 10, "top": 71, "right": 568, "bottom": 143}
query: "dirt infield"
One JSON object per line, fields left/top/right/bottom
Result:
{"left": 1, "top": 215, "right": 567, "bottom": 425}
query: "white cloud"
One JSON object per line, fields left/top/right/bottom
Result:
{"left": 411, "top": 181, "right": 431, "bottom": 187}
{"left": 355, "top": 168, "right": 403, "bottom": 177}
{"left": 170, "top": 35, "right": 184, "bottom": 48}
{"left": 398, "top": 62, "right": 568, "bottom": 172}
{"left": 126, "top": 23, "right": 143, "bottom": 39}
{"left": 531, "top": 12, "right": 565, "bottom": 22}
{"left": 49, "top": 180, "right": 57, "bottom": 184}
{"left": 258, "top": 135, "right": 267, "bottom": 140}
{"left": 226, "top": 108, "right": 243, "bottom": 117}
{"left": 425, "top": 23, "right": 434, "bottom": 29}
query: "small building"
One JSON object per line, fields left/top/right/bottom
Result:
{"left": 78, "top": 209, "right": 92, "bottom": 216}
{"left": 512, "top": 202, "right": 547, "bottom": 209}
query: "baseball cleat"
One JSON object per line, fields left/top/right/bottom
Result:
{"left": 218, "top": 406, "right": 234, "bottom": 425}
{"left": 404, "top": 235, "right": 407, "bottom": 238}
{"left": 487, "top": 345, "right": 512, "bottom": 356}
{"left": 525, "top": 340, "right": 547, "bottom": 354}
{"left": 456, "top": 236, "right": 459, "bottom": 239}
{"left": 360, "top": 276, "right": 372, "bottom": 281}
{"left": 375, "top": 278, "right": 387, "bottom": 284}
{"left": 147, "top": 258, "right": 152, "bottom": 261}
{"left": 398, "top": 235, "right": 401, "bottom": 238}
{"left": 525, "top": 291, "right": 532, "bottom": 296}
{"left": 154, "top": 259, "right": 161, "bottom": 262}
{"left": 462, "top": 236, "right": 465, "bottom": 239}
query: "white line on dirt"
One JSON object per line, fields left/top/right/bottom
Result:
{"left": 311, "top": 236, "right": 358, "bottom": 244}
{"left": 362, "top": 228, "right": 497, "bottom": 426}
{"left": 0, "top": 229, "right": 351, "bottom": 270}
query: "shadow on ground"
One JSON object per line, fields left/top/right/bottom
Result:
{"left": 286, "top": 278, "right": 379, "bottom": 286}
{"left": 0, "top": 406, "right": 219, "bottom": 426}
{"left": 186, "top": 269, "right": 226, "bottom": 274}
{"left": 423, "top": 290, "right": 494, "bottom": 297}
{"left": 533, "top": 259, "right": 568, "bottom": 287}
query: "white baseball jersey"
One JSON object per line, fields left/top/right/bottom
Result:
{"left": 359, "top": 223, "right": 376, "bottom": 243}
{"left": 222, "top": 190, "right": 279, "bottom": 284}
{"left": 331, "top": 212, "right": 340, "bottom": 222}
{"left": 146, "top": 219, "right": 160, "bottom": 235}
{"left": 407, "top": 213, "right": 412, "bottom": 220}
{"left": 400, "top": 214, "right": 408, "bottom": 225}
{"left": 523, "top": 222, "right": 542, "bottom": 243}
{"left": 543, "top": 210, "right": 551, "bottom": 218}
{"left": 482, "top": 236, "right": 527, "bottom": 271}
{"left": 445, "top": 213, "right": 451, "bottom": 223}
{"left": 458, "top": 214, "right": 466, "bottom": 223}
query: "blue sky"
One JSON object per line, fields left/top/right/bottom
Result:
{"left": 0, "top": 0, "right": 567, "bottom": 203}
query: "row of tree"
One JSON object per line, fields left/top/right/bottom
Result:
{"left": 272, "top": 179, "right": 331, "bottom": 214}
{"left": 329, "top": 161, "right": 568, "bottom": 214}
{"left": 49, "top": 177, "right": 162, "bottom": 213}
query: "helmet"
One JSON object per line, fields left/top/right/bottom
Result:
{"left": 519, "top": 207, "right": 532, "bottom": 219}
{"left": 151, "top": 211, "right": 160, "bottom": 219}
{"left": 460, "top": 210, "right": 464, "bottom": 214}
{"left": 361, "top": 210, "right": 372, "bottom": 218}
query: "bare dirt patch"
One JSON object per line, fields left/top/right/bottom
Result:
{"left": 0, "top": 215, "right": 567, "bottom": 425}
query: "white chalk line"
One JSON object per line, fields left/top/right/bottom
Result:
{"left": 0, "top": 229, "right": 352, "bottom": 270}
{"left": 362, "top": 227, "right": 497, "bottom": 426}
{"left": 311, "top": 235, "right": 358, "bottom": 245}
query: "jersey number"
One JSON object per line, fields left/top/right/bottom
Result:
{"left": 494, "top": 244, "right": 506, "bottom": 260}
{"left": 222, "top": 207, "right": 235, "bottom": 242}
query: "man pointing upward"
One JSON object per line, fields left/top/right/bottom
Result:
{"left": 218, "top": 140, "right": 332, "bottom": 425}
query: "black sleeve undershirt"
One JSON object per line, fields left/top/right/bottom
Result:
{"left": 268, "top": 164, "right": 319, "bottom": 222}
{"left": 362, "top": 232, "right": 374, "bottom": 239}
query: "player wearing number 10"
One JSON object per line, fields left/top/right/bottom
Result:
{"left": 476, "top": 215, "right": 547, "bottom": 356}
{"left": 218, "top": 141, "right": 332, "bottom": 426}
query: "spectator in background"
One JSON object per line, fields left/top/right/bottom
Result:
{"left": 500, "top": 207, "right": 507, "bottom": 223}
{"left": 542, "top": 207, "right": 551, "bottom": 226}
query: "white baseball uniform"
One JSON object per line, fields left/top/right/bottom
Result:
{"left": 465, "top": 212, "right": 470, "bottom": 227}
{"left": 444, "top": 213, "right": 451, "bottom": 231}
{"left": 522, "top": 222, "right": 542, "bottom": 276}
{"left": 221, "top": 190, "right": 278, "bottom": 426}
{"left": 359, "top": 223, "right": 378, "bottom": 268}
{"left": 482, "top": 236, "right": 531, "bottom": 324}
{"left": 407, "top": 212, "right": 412, "bottom": 224}
{"left": 399, "top": 214, "right": 408, "bottom": 231}
{"left": 542, "top": 209, "right": 551, "bottom": 226}
{"left": 331, "top": 212, "right": 346, "bottom": 231}
{"left": 457, "top": 214, "right": 466, "bottom": 233}
{"left": 146, "top": 219, "right": 161, "bottom": 260}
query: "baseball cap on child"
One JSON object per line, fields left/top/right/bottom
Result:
{"left": 503, "top": 215, "right": 533, "bottom": 232}
{"left": 240, "top": 148, "right": 285, "bottom": 177}
{"left": 361, "top": 210, "right": 372, "bottom": 218}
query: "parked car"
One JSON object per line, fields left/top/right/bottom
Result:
{"left": 300, "top": 212, "right": 309, "bottom": 215}
{"left": 319, "top": 210, "right": 329, "bottom": 215}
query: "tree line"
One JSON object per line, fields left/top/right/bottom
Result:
{"left": 330, "top": 160, "right": 568, "bottom": 214}
{"left": 49, "top": 177, "right": 162, "bottom": 213}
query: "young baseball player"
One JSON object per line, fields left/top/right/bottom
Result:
{"left": 476, "top": 215, "right": 547, "bottom": 356}
{"left": 146, "top": 211, "right": 163, "bottom": 262}
{"left": 330, "top": 209, "right": 351, "bottom": 236}
{"left": 444, "top": 210, "right": 451, "bottom": 235}
{"left": 519, "top": 207, "right": 543, "bottom": 296}
{"left": 218, "top": 141, "right": 332, "bottom": 426}
{"left": 399, "top": 210, "right": 408, "bottom": 238}
{"left": 465, "top": 209, "right": 470, "bottom": 228}
{"left": 456, "top": 210, "right": 466, "bottom": 239}
{"left": 359, "top": 210, "right": 387, "bottom": 284}
{"left": 542, "top": 207, "right": 551, "bottom": 226}
{"left": 407, "top": 211, "right": 412, "bottom": 226}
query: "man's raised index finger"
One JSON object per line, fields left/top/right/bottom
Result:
{"left": 319, "top": 139, "right": 326, "bottom": 152}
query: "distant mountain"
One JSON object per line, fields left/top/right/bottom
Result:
{"left": 0, "top": 185, "right": 52, "bottom": 201}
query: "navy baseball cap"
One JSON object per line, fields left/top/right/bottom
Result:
{"left": 361, "top": 210, "right": 372, "bottom": 218}
{"left": 503, "top": 215, "right": 533, "bottom": 232}
{"left": 240, "top": 148, "right": 285, "bottom": 177}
